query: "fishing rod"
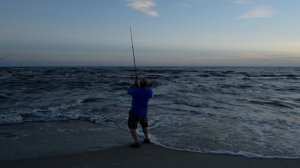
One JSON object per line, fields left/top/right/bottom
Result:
{"left": 130, "top": 26, "right": 138, "bottom": 81}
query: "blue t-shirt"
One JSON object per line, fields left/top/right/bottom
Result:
{"left": 128, "top": 87, "right": 153, "bottom": 116}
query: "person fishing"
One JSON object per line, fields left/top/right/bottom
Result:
{"left": 127, "top": 79, "right": 153, "bottom": 148}
{"left": 127, "top": 26, "right": 153, "bottom": 148}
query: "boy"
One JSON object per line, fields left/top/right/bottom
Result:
{"left": 127, "top": 79, "right": 153, "bottom": 148}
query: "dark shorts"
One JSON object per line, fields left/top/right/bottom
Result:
{"left": 128, "top": 111, "right": 148, "bottom": 129}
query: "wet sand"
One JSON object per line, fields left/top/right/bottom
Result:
{"left": 1, "top": 121, "right": 300, "bottom": 168}
{"left": 1, "top": 144, "right": 300, "bottom": 168}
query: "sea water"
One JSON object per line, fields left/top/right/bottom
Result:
{"left": 1, "top": 66, "right": 300, "bottom": 158}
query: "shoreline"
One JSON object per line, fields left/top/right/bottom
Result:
{"left": 0, "top": 121, "right": 131, "bottom": 160}
{"left": 1, "top": 144, "right": 300, "bottom": 168}
{"left": 1, "top": 120, "right": 300, "bottom": 161}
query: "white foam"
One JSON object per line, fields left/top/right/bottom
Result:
{"left": 60, "top": 112, "right": 80, "bottom": 120}
{"left": 0, "top": 114, "right": 23, "bottom": 124}
{"left": 89, "top": 115, "right": 104, "bottom": 124}
{"left": 152, "top": 143, "right": 300, "bottom": 159}
{"left": 141, "top": 130, "right": 300, "bottom": 159}
{"left": 48, "top": 100, "right": 82, "bottom": 112}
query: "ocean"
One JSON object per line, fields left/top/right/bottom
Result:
{"left": 1, "top": 66, "right": 300, "bottom": 158}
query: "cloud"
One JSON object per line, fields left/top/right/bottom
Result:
{"left": 181, "top": 0, "right": 207, "bottom": 7}
{"left": 239, "top": 6, "right": 276, "bottom": 19}
{"left": 234, "top": 0, "right": 251, "bottom": 5}
{"left": 127, "top": 0, "right": 159, "bottom": 17}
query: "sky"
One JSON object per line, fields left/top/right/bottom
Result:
{"left": 0, "top": 0, "right": 300, "bottom": 66}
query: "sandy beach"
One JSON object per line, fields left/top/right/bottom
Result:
{"left": 1, "top": 144, "right": 300, "bottom": 168}
{"left": 1, "top": 121, "right": 300, "bottom": 168}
